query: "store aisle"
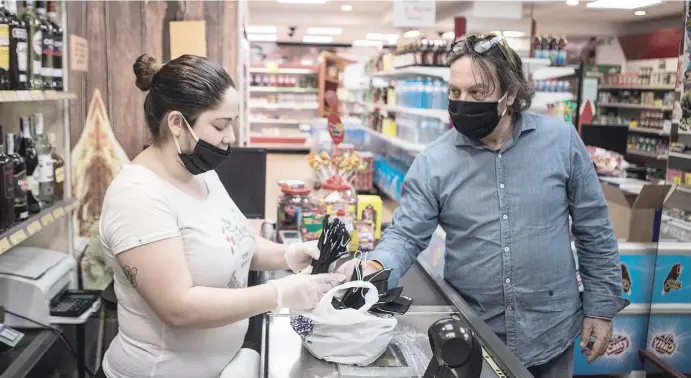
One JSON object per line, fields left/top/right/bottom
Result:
{"left": 264, "top": 153, "right": 398, "bottom": 223}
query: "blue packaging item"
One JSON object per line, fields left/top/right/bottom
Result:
{"left": 373, "top": 155, "right": 407, "bottom": 202}
{"left": 573, "top": 309, "right": 649, "bottom": 375}
{"left": 650, "top": 244, "right": 691, "bottom": 304}
{"left": 645, "top": 312, "right": 691, "bottom": 374}
{"left": 620, "top": 252, "right": 656, "bottom": 304}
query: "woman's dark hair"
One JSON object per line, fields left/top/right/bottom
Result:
{"left": 133, "top": 54, "right": 235, "bottom": 144}
{"left": 447, "top": 34, "right": 534, "bottom": 113}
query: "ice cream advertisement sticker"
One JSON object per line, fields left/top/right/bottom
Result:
{"left": 651, "top": 333, "right": 677, "bottom": 356}
{"left": 606, "top": 335, "right": 630, "bottom": 356}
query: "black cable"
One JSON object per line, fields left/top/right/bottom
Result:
{"left": 5, "top": 309, "right": 96, "bottom": 377}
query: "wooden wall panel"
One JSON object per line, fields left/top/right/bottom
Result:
{"left": 221, "top": 1, "right": 239, "bottom": 81}
{"left": 204, "top": 1, "right": 222, "bottom": 63}
{"left": 66, "top": 1, "right": 86, "bottom": 148}
{"left": 106, "top": 2, "right": 147, "bottom": 158}
{"left": 145, "top": 1, "right": 168, "bottom": 63}
{"left": 182, "top": 0, "right": 205, "bottom": 20}
{"left": 86, "top": 1, "right": 109, "bottom": 122}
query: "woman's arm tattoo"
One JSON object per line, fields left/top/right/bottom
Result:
{"left": 123, "top": 266, "right": 138, "bottom": 288}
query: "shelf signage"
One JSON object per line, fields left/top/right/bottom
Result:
{"left": 393, "top": 0, "right": 436, "bottom": 28}
{"left": 70, "top": 35, "right": 88, "bottom": 72}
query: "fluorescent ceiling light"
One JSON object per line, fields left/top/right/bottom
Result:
{"left": 341, "top": 4, "right": 352, "bottom": 11}
{"left": 306, "top": 27, "right": 342, "bottom": 35}
{"left": 502, "top": 31, "right": 526, "bottom": 38}
{"left": 441, "top": 31, "right": 455, "bottom": 40}
{"left": 634, "top": 10, "right": 647, "bottom": 15}
{"left": 566, "top": 0, "right": 579, "bottom": 5}
{"left": 352, "top": 40, "right": 384, "bottom": 47}
{"left": 247, "top": 26, "right": 277, "bottom": 34}
{"left": 277, "top": 0, "right": 327, "bottom": 3}
{"left": 586, "top": 0, "right": 662, "bottom": 9}
{"left": 301, "top": 59, "right": 315, "bottom": 66}
{"left": 302, "top": 35, "right": 333, "bottom": 43}
{"left": 248, "top": 34, "right": 278, "bottom": 42}
{"left": 403, "top": 30, "right": 421, "bottom": 38}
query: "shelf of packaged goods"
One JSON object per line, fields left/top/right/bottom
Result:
{"left": 530, "top": 91, "right": 574, "bottom": 111}
{"left": 357, "top": 124, "right": 426, "bottom": 153}
{"left": 599, "top": 85, "right": 676, "bottom": 91}
{"left": 0, "top": 91, "right": 77, "bottom": 103}
{"left": 626, "top": 149, "right": 667, "bottom": 160}
{"left": 249, "top": 103, "right": 319, "bottom": 110}
{"left": 531, "top": 65, "right": 576, "bottom": 81}
{"left": 249, "top": 119, "right": 312, "bottom": 125}
{"left": 249, "top": 87, "right": 319, "bottom": 93}
{"left": 372, "top": 66, "right": 450, "bottom": 82}
{"left": 357, "top": 101, "right": 449, "bottom": 123}
{"left": 669, "top": 152, "right": 691, "bottom": 160}
{"left": 521, "top": 58, "right": 552, "bottom": 67}
{"left": 0, "top": 199, "right": 79, "bottom": 256}
{"left": 249, "top": 67, "right": 318, "bottom": 74}
{"left": 628, "top": 127, "right": 670, "bottom": 136}
{"left": 598, "top": 103, "right": 673, "bottom": 111}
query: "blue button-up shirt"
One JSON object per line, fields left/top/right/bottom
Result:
{"left": 369, "top": 112, "right": 629, "bottom": 366}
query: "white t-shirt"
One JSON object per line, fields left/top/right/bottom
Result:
{"left": 99, "top": 164, "right": 256, "bottom": 378}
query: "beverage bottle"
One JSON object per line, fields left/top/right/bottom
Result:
{"left": 540, "top": 35, "right": 550, "bottom": 60}
{"left": 549, "top": 35, "right": 558, "bottom": 65}
{"left": 36, "top": 1, "right": 51, "bottom": 89}
{"left": 0, "top": 125, "right": 14, "bottom": 230}
{"left": 47, "top": 132, "right": 62, "bottom": 199}
{"left": 21, "top": 0, "right": 41, "bottom": 89}
{"left": 33, "top": 113, "right": 53, "bottom": 206}
{"left": 7, "top": 0, "right": 26, "bottom": 90}
{"left": 0, "top": 0, "right": 10, "bottom": 89}
{"left": 18, "top": 116, "right": 39, "bottom": 213}
{"left": 532, "top": 35, "right": 542, "bottom": 59}
{"left": 557, "top": 35, "right": 567, "bottom": 67}
{"left": 424, "top": 78, "right": 433, "bottom": 109}
{"left": 7, "top": 132, "right": 27, "bottom": 221}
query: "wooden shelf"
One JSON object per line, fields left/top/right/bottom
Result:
{"left": 0, "top": 90, "right": 77, "bottom": 103}
{"left": 0, "top": 199, "right": 79, "bottom": 256}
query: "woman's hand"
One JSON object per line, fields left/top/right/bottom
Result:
{"left": 267, "top": 272, "right": 345, "bottom": 310}
{"left": 336, "top": 258, "right": 381, "bottom": 279}
{"left": 284, "top": 240, "right": 320, "bottom": 273}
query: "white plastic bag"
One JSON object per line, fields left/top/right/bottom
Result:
{"left": 290, "top": 281, "right": 398, "bottom": 366}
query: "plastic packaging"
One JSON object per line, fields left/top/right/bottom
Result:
{"left": 276, "top": 183, "right": 316, "bottom": 234}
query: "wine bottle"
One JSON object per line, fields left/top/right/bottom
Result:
{"left": 0, "top": 0, "right": 10, "bottom": 90}
{"left": 18, "top": 116, "right": 39, "bottom": 213}
{"left": 21, "top": 0, "right": 41, "bottom": 89}
{"left": 7, "top": 0, "right": 27, "bottom": 90}
{"left": 33, "top": 112, "right": 53, "bottom": 207}
{"left": 46, "top": 0, "right": 58, "bottom": 90}
{"left": 47, "top": 132, "right": 62, "bottom": 199}
{"left": 0, "top": 125, "right": 14, "bottom": 230}
{"left": 35, "top": 1, "right": 51, "bottom": 89}
{"left": 7, "top": 132, "right": 27, "bottom": 221}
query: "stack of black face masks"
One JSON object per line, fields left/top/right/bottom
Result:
{"left": 332, "top": 260, "right": 413, "bottom": 316}
{"left": 311, "top": 215, "right": 352, "bottom": 275}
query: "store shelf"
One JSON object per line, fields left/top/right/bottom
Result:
{"left": 357, "top": 101, "right": 449, "bottom": 122}
{"left": 530, "top": 91, "right": 574, "bottom": 110}
{"left": 357, "top": 124, "right": 426, "bottom": 153}
{"left": 669, "top": 151, "right": 691, "bottom": 160}
{"left": 249, "top": 119, "right": 312, "bottom": 125}
{"left": 626, "top": 149, "right": 667, "bottom": 160}
{"left": 373, "top": 66, "right": 449, "bottom": 82}
{"left": 599, "top": 85, "right": 676, "bottom": 91}
{"left": 249, "top": 86, "right": 318, "bottom": 93}
{"left": 628, "top": 127, "right": 669, "bottom": 136}
{"left": 0, "top": 90, "right": 77, "bottom": 103}
{"left": 598, "top": 103, "right": 673, "bottom": 111}
{"left": 249, "top": 103, "right": 318, "bottom": 110}
{"left": 521, "top": 58, "right": 552, "bottom": 67}
{"left": 250, "top": 67, "right": 318, "bottom": 74}
{"left": 531, "top": 66, "right": 576, "bottom": 81}
{"left": 0, "top": 199, "right": 79, "bottom": 256}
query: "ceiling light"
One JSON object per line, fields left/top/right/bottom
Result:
{"left": 441, "top": 31, "right": 455, "bottom": 40}
{"left": 586, "top": 0, "right": 661, "bottom": 10}
{"left": 341, "top": 4, "right": 352, "bottom": 11}
{"left": 352, "top": 40, "right": 384, "bottom": 47}
{"left": 248, "top": 34, "right": 278, "bottom": 42}
{"left": 277, "top": 0, "right": 327, "bottom": 3}
{"left": 302, "top": 35, "right": 333, "bottom": 43}
{"left": 566, "top": 0, "right": 579, "bottom": 5}
{"left": 247, "top": 26, "right": 277, "bottom": 34}
{"left": 301, "top": 59, "right": 315, "bottom": 66}
{"left": 306, "top": 27, "right": 342, "bottom": 36}
{"left": 502, "top": 31, "right": 526, "bottom": 38}
{"left": 403, "top": 30, "right": 421, "bottom": 38}
{"left": 634, "top": 10, "right": 647, "bottom": 15}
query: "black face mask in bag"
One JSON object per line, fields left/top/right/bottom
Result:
{"left": 448, "top": 94, "right": 508, "bottom": 140}
{"left": 175, "top": 116, "right": 231, "bottom": 175}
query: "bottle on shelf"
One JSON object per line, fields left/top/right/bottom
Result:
{"left": 557, "top": 35, "right": 568, "bottom": 66}
{"left": 21, "top": 0, "right": 42, "bottom": 90}
{"left": 7, "top": 132, "right": 27, "bottom": 221}
{"left": 532, "top": 35, "right": 542, "bottom": 59}
{"left": 18, "top": 115, "right": 39, "bottom": 213}
{"left": 0, "top": 125, "right": 14, "bottom": 230}
{"left": 33, "top": 112, "right": 53, "bottom": 207}
{"left": 0, "top": 0, "right": 10, "bottom": 90}
{"left": 36, "top": 1, "right": 52, "bottom": 90}
{"left": 47, "top": 131, "right": 62, "bottom": 199}
{"left": 7, "top": 0, "right": 27, "bottom": 90}
{"left": 46, "top": 0, "right": 59, "bottom": 90}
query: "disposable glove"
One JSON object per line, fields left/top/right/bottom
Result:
{"left": 336, "top": 258, "right": 381, "bottom": 280}
{"left": 267, "top": 272, "right": 345, "bottom": 311}
{"left": 284, "top": 240, "right": 320, "bottom": 273}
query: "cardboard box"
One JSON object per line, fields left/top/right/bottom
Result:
{"left": 601, "top": 183, "right": 671, "bottom": 242}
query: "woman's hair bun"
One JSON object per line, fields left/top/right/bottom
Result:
{"left": 133, "top": 54, "right": 162, "bottom": 92}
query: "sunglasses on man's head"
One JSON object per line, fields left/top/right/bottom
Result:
{"left": 450, "top": 33, "right": 518, "bottom": 70}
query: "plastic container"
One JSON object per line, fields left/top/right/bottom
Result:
{"left": 276, "top": 186, "right": 316, "bottom": 233}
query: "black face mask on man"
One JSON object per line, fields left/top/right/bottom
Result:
{"left": 173, "top": 114, "right": 231, "bottom": 175}
{"left": 449, "top": 93, "right": 508, "bottom": 140}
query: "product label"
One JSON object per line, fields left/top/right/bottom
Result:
{"left": 0, "top": 25, "right": 9, "bottom": 70}
{"left": 13, "top": 169, "right": 28, "bottom": 210}
{"left": 53, "top": 38, "right": 62, "bottom": 56}
{"left": 662, "top": 263, "right": 682, "bottom": 294}
{"left": 605, "top": 334, "right": 630, "bottom": 356}
{"left": 15, "top": 41, "right": 27, "bottom": 71}
{"left": 651, "top": 333, "right": 676, "bottom": 355}
{"left": 2, "top": 164, "right": 13, "bottom": 200}
{"left": 26, "top": 173, "right": 38, "bottom": 198}
{"left": 41, "top": 35, "right": 53, "bottom": 77}
{"left": 54, "top": 166, "right": 64, "bottom": 184}
{"left": 31, "top": 30, "right": 41, "bottom": 73}
{"left": 37, "top": 154, "right": 53, "bottom": 183}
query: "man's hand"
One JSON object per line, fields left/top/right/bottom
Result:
{"left": 580, "top": 317, "right": 613, "bottom": 363}
{"left": 335, "top": 258, "right": 381, "bottom": 279}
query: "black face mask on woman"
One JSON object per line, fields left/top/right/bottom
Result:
{"left": 173, "top": 115, "right": 231, "bottom": 175}
{"left": 449, "top": 93, "right": 508, "bottom": 140}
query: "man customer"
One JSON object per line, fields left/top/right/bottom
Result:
{"left": 339, "top": 34, "right": 629, "bottom": 378}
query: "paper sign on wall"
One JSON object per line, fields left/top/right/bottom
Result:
{"left": 393, "top": 0, "right": 436, "bottom": 28}
{"left": 169, "top": 21, "right": 207, "bottom": 59}
{"left": 70, "top": 35, "right": 88, "bottom": 72}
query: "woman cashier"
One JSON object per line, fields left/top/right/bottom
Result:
{"left": 96, "top": 54, "right": 344, "bottom": 378}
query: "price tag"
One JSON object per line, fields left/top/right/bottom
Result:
{"left": 10, "top": 230, "right": 27, "bottom": 245}
{"left": 2, "top": 91, "right": 17, "bottom": 101}
{"left": 27, "top": 221, "right": 41, "bottom": 235}
{"left": 41, "top": 213, "right": 54, "bottom": 226}
{"left": 53, "top": 207, "right": 65, "bottom": 218}
{"left": 0, "top": 91, "right": 5, "bottom": 102}
{"left": 16, "top": 91, "right": 32, "bottom": 101}
{"left": 0, "top": 238, "right": 11, "bottom": 254}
